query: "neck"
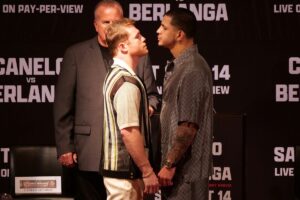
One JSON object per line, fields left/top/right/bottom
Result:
{"left": 98, "top": 36, "right": 107, "bottom": 47}
{"left": 170, "top": 39, "right": 194, "bottom": 58}
{"left": 115, "top": 54, "right": 138, "bottom": 72}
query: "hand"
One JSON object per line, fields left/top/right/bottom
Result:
{"left": 143, "top": 172, "right": 159, "bottom": 194}
{"left": 158, "top": 166, "right": 176, "bottom": 187}
{"left": 73, "top": 153, "right": 78, "bottom": 163}
{"left": 58, "top": 152, "right": 77, "bottom": 168}
{"left": 148, "top": 106, "right": 154, "bottom": 117}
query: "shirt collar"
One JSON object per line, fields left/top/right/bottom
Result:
{"left": 112, "top": 57, "right": 136, "bottom": 75}
{"left": 173, "top": 44, "right": 198, "bottom": 67}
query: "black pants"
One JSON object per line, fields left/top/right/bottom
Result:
{"left": 75, "top": 170, "right": 107, "bottom": 200}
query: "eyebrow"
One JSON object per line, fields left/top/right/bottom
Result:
{"left": 161, "top": 23, "right": 167, "bottom": 29}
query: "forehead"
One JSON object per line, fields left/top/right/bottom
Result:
{"left": 126, "top": 26, "right": 139, "bottom": 36}
{"left": 95, "top": 5, "right": 122, "bottom": 20}
{"left": 161, "top": 15, "right": 173, "bottom": 26}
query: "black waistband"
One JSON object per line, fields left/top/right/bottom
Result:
{"left": 101, "top": 169, "right": 141, "bottom": 180}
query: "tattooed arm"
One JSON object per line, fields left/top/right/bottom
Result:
{"left": 166, "top": 122, "right": 198, "bottom": 165}
{"left": 158, "top": 122, "right": 198, "bottom": 186}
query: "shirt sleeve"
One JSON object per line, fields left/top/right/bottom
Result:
{"left": 113, "top": 82, "right": 141, "bottom": 130}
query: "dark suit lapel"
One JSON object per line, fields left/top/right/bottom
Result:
{"left": 88, "top": 37, "right": 108, "bottom": 82}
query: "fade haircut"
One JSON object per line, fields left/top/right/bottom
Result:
{"left": 106, "top": 18, "right": 135, "bottom": 56}
{"left": 164, "top": 8, "right": 197, "bottom": 42}
{"left": 94, "top": 0, "right": 123, "bottom": 20}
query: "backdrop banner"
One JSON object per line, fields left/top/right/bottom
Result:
{"left": 1, "top": 0, "right": 299, "bottom": 199}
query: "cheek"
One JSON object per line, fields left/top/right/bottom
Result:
{"left": 161, "top": 34, "right": 169, "bottom": 42}
{"left": 102, "top": 24, "right": 108, "bottom": 31}
{"left": 95, "top": 24, "right": 102, "bottom": 32}
{"left": 161, "top": 32, "right": 168, "bottom": 39}
{"left": 98, "top": 26, "right": 106, "bottom": 36}
{"left": 96, "top": 23, "right": 104, "bottom": 30}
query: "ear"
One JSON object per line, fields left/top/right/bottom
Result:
{"left": 93, "top": 21, "right": 97, "bottom": 31}
{"left": 119, "top": 42, "right": 129, "bottom": 54}
{"left": 176, "top": 30, "right": 185, "bottom": 41}
{"left": 94, "top": 20, "right": 99, "bottom": 32}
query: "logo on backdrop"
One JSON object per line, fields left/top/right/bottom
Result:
{"left": 128, "top": 1, "right": 229, "bottom": 22}
{"left": 212, "top": 64, "right": 231, "bottom": 95}
{"left": 0, "top": 57, "right": 62, "bottom": 103}
{"left": 1, "top": 4, "right": 83, "bottom": 14}
{"left": 273, "top": 146, "right": 294, "bottom": 177}
{"left": 273, "top": 3, "right": 300, "bottom": 14}
{"left": 209, "top": 142, "right": 233, "bottom": 200}
{"left": 275, "top": 57, "right": 300, "bottom": 102}
{"left": 0, "top": 148, "right": 9, "bottom": 178}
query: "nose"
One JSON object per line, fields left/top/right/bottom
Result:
{"left": 156, "top": 26, "right": 161, "bottom": 34}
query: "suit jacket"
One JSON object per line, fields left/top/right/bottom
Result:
{"left": 54, "top": 37, "right": 159, "bottom": 172}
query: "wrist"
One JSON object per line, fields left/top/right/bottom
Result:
{"left": 164, "top": 159, "right": 176, "bottom": 169}
{"left": 142, "top": 169, "right": 154, "bottom": 178}
{"left": 139, "top": 162, "right": 153, "bottom": 177}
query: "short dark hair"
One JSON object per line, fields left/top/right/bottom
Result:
{"left": 106, "top": 18, "right": 135, "bottom": 56}
{"left": 164, "top": 8, "right": 197, "bottom": 41}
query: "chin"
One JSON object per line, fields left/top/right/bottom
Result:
{"left": 142, "top": 51, "right": 148, "bottom": 56}
{"left": 142, "top": 47, "right": 148, "bottom": 54}
{"left": 157, "top": 42, "right": 163, "bottom": 46}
